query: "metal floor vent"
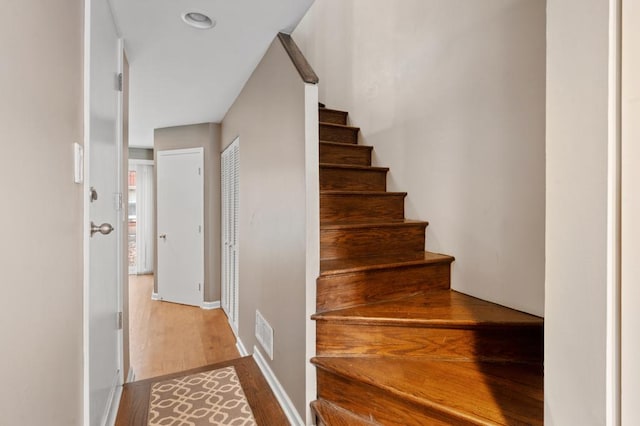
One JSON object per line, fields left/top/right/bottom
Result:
{"left": 255, "top": 310, "right": 274, "bottom": 360}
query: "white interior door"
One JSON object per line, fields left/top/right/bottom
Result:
{"left": 221, "top": 138, "right": 239, "bottom": 330}
{"left": 85, "top": 0, "right": 122, "bottom": 424}
{"left": 157, "top": 148, "right": 204, "bottom": 306}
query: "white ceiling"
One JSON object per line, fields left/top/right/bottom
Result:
{"left": 109, "top": 0, "right": 314, "bottom": 148}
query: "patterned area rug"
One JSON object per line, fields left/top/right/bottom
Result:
{"left": 148, "top": 366, "right": 258, "bottom": 425}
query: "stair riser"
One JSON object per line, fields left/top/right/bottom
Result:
{"left": 320, "top": 167, "right": 387, "bottom": 191}
{"left": 320, "top": 124, "right": 359, "bottom": 144}
{"left": 317, "top": 262, "right": 451, "bottom": 312}
{"left": 316, "top": 323, "right": 543, "bottom": 363}
{"left": 320, "top": 109, "right": 348, "bottom": 125}
{"left": 316, "top": 369, "right": 472, "bottom": 426}
{"left": 321, "top": 194, "right": 405, "bottom": 223}
{"left": 320, "top": 143, "right": 371, "bottom": 166}
{"left": 320, "top": 225, "right": 426, "bottom": 260}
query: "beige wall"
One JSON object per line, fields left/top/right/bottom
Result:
{"left": 221, "top": 38, "right": 312, "bottom": 419}
{"left": 154, "top": 123, "right": 222, "bottom": 302}
{"left": 545, "top": 0, "right": 610, "bottom": 423}
{"left": 294, "top": 0, "right": 546, "bottom": 316}
{"left": 129, "top": 147, "right": 153, "bottom": 161}
{"left": 0, "top": 0, "right": 84, "bottom": 424}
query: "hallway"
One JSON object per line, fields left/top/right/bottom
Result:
{"left": 129, "top": 274, "right": 239, "bottom": 380}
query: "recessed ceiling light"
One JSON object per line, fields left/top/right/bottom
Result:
{"left": 182, "top": 12, "right": 216, "bottom": 30}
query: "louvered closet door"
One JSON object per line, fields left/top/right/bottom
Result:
{"left": 221, "top": 138, "right": 239, "bottom": 331}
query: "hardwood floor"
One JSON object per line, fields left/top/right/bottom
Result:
{"left": 116, "top": 356, "right": 288, "bottom": 426}
{"left": 128, "top": 274, "right": 239, "bottom": 380}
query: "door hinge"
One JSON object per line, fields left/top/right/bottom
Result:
{"left": 117, "top": 73, "right": 123, "bottom": 92}
{"left": 198, "top": 167, "right": 201, "bottom": 176}
{"left": 198, "top": 283, "right": 202, "bottom": 292}
{"left": 117, "top": 311, "right": 123, "bottom": 330}
{"left": 198, "top": 225, "right": 202, "bottom": 233}
{"left": 114, "top": 192, "right": 123, "bottom": 211}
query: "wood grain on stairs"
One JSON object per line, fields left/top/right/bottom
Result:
{"left": 320, "top": 163, "right": 388, "bottom": 191}
{"left": 317, "top": 252, "right": 453, "bottom": 312}
{"left": 313, "top": 106, "right": 543, "bottom": 425}
{"left": 320, "top": 190, "right": 406, "bottom": 223}
{"left": 319, "top": 107, "right": 349, "bottom": 125}
{"left": 320, "top": 122, "right": 360, "bottom": 144}
{"left": 320, "top": 220, "right": 427, "bottom": 260}
{"left": 312, "top": 399, "right": 380, "bottom": 426}
{"left": 320, "top": 141, "right": 372, "bottom": 166}
{"left": 313, "top": 356, "right": 543, "bottom": 426}
{"left": 314, "top": 290, "right": 543, "bottom": 362}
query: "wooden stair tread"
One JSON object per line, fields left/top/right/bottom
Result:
{"left": 320, "top": 251, "right": 454, "bottom": 275}
{"left": 322, "top": 219, "right": 428, "bottom": 230}
{"left": 319, "top": 107, "right": 349, "bottom": 115}
{"left": 320, "top": 122, "right": 360, "bottom": 131}
{"left": 312, "top": 399, "right": 380, "bottom": 426}
{"left": 321, "top": 190, "right": 407, "bottom": 196}
{"left": 320, "top": 163, "right": 389, "bottom": 172}
{"left": 312, "top": 356, "right": 543, "bottom": 426}
{"left": 313, "top": 290, "right": 543, "bottom": 328}
{"left": 320, "top": 141, "right": 371, "bottom": 149}
{"left": 320, "top": 140, "right": 371, "bottom": 149}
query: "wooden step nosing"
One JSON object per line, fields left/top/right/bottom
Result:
{"left": 312, "top": 358, "right": 501, "bottom": 426}
{"left": 319, "top": 254, "right": 455, "bottom": 276}
{"left": 319, "top": 107, "right": 349, "bottom": 115}
{"left": 311, "top": 399, "right": 380, "bottom": 426}
{"left": 320, "top": 163, "right": 389, "bottom": 172}
{"left": 320, "top": 122, "right": 360, "bottom": 131}
{"left": 320, "top": 141, "right": 372, "bottom": 150}
{"left": 321, "top": 220, "right": 428, "bottom": 230}
{"left": 321, "top": 190, "right": 407, "bottom": 197}
{"left": 311, "top": 314, "right": 543, "bottom": 329}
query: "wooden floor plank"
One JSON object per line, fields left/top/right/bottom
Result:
{"left": 128, "top": 274, "right": 240, "bottom": 380}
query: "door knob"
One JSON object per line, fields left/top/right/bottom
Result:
{"left": 90, "top": 222, "right": 114, "bottom": 237}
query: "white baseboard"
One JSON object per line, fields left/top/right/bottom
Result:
{"left": 126, "top": 366, "right": 135, "bottom": 383}
{"left": 102, "top": 378, "right": 123, "bottom": 426}
{"left": 236, "top": 337, "right": 249, "bottom": 357}
{"left": 151, "top": 292, "right": 160, "bottom": 301}
{"left": 201, "top": 300, "right": 221, "bottom": 310}
{"left": 253, "top": 346, "right": 304, "bottom": 426}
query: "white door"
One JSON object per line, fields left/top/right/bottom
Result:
{"left": 221, "top": 138, "right": 239, "bottom": 330}
{"left": 157, "top": 148, "right": 204, "bottom": 306}
{"left": 85, "top": 0, "right": 122, "bottom": 424}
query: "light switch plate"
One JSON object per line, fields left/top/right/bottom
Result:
{"left": 73, "top": 143, "right": 83, "bottom": 183}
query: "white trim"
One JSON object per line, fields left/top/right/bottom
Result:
{"left": 253, "top": 346, "right": 303, "bottom": 426}
{"left": 82, "top": 0, "right": 92, "bottom": 423}
{"left": 126, "top": 367, "right": 135, "bottom": 383}
{"left": 236, "top": 338, "right": 249, "bottom": 357}
{"left": 606, "top": 0, "right": 622, "bottom": 424}
{"left": 102, "top": 382, "right": 122, "bottom": 426}
{"left": 129, "top": 159, "right": 154, "bottom": 166}
{"left": 303, "top": 82, "right": 320, "bottom": 426}
{"left": 151, "top": 292, "right": 160, "bottom": 301}
{"left": 201, "top": 300, "right": 221, "bottom": 310}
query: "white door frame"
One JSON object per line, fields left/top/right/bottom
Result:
{"left": 82, "top": 1, "right": 125, "bottom": 423}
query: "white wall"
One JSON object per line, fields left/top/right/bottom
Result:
{"left": 154, "top": 123, "right": 222, "bottom": 302}
{"left": 622, "top": 0, "right": 640, "bottom": 423}
{"left": 545, "top": 0, "right": 612, "bottom": 424}
{"left": 0, "top": 0, "right": 84, "bottom": 424}
{"left": 221, "top": 38, "right": 318, "bottom": 421}
{"left": 293, "top": 0, "right": 546, "bottom": 316}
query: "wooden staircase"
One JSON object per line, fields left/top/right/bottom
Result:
{"left": 311, "top": 107, "right": 544, "bottom": 425}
